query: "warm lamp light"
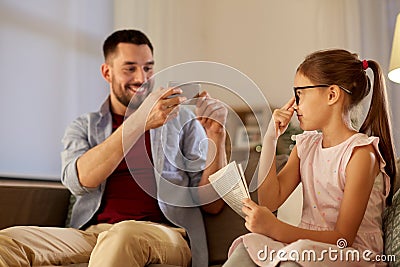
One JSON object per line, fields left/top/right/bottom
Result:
{"left": 389, "top": 13, "right": 400, "bottom": 83}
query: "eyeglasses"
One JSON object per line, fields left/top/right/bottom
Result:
{"left": 293, "top": 84, "right": 352, "bottom": 105}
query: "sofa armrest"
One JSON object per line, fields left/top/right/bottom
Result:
{"left": 0, "top": 178, "right": 71, "bottom": 230}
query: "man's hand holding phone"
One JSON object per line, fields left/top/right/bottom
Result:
{"left": 166, "top": 81, "right": 201, "bottom": 105}
{"left": 133, "top": 86, "right": 187, "bottom": 131}
{"left": 144, "top": 81, "right": 227, "bottom": 136}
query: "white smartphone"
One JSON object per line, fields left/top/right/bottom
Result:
{"left": 167, "top": 81, "right": 201, "bottom": 104}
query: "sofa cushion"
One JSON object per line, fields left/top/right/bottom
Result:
{"left": 394, "top": 157, "right": 400, "bottom": 194}
{"left": 383, "top": 187, "right": 400, "bottom": 266}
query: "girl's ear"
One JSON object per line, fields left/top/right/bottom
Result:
{"left": 327, "top": 85, "right": 341, "bottom": 105}
{"left": 101, "top": 63, "right": 112, "bottom": 83}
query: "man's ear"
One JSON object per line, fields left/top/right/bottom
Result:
{"left": 101, "top": 63, "right": 112, "bottom": 83}
{"left": 327, "top": 85, "right": 341, "bottom": 105}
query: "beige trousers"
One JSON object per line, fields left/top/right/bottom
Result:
{"left": 0, "top": 220, "right": 191, "bottom": 267}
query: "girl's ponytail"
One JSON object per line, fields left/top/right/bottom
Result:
{"left": 359, "top": 60, "right": 397, "bottom": 205}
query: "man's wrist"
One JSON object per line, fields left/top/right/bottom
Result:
{"left": 206, "top": 130, "right": 226, "bottom": 143}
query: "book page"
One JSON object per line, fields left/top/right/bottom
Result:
{"left": 237, "top": 163, "right": 250, "bottom": 198}
{"left": 208, "top": 161, "right": 251, "bottom": 218}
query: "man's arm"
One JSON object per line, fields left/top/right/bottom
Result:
{"left": 195, "top": 92, "right": 228, "bottom": 214}
{"left": 198, "top": 131, "right": 227, "bottom": 214}
{"left": 76, "top": 121, "right": 140, "bottom": 188}
{"left": 72, "top": 87, "right": 186, "bottom": 189}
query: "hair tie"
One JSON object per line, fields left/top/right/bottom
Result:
{"left": 362, "top": 60, "right": 368, "bottom": 70}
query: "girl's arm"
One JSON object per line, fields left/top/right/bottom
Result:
{"left": 257, "top": 97, "right": 301, "bottom": 211}
{"left": 258, "top": 146, "right": 301, "bottom": 212}
{"left": 244, "top": 144, "right": 379, "bottom": 246}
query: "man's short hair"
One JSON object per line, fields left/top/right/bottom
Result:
{"left": 102, "top": 29, "right": 153, "bottom": 61}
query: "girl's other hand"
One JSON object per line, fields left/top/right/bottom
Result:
{"left": 242, "top": 198, "right": 278, "bottom": 236}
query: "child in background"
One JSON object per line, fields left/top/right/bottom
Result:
{"left": 223, "top": 49, "right": 397, "bottom": 267}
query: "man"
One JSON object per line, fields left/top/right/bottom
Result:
{"left": 0, "top": 29, "right": 226, "bottom": 267}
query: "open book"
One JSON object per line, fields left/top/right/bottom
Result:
{"left": 208, "top": 161, "right": 251, "bottom": 218}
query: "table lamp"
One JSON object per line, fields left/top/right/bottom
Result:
{"left": 389, "top": 13, "right": 400, "bottom": 83}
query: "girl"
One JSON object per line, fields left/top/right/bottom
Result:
{"left": 224, "top": 49, "right": 397, "bottom": 267}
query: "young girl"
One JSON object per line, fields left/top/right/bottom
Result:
{"left": 224, "top": 49, "right": 397, "bottom": 267}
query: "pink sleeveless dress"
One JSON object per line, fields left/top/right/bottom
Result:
{"left": 228, "top": 132, "right": 390, "bottom": 266}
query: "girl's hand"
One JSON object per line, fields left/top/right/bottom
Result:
{"left": 242, "top": 198, "right": 278, "bottom": 236}
{"left": 272, "top": 97, "right": 296, "bottom": 137}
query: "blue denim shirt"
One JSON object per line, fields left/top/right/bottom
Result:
{"left": 61, "top": 97, "right": 209, "bottom": 267}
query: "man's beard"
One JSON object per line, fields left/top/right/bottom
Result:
{"left": 113, "top": 81, "right": 152, "bottom": 110}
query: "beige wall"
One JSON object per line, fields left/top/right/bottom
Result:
{"left": 113, "top": 0, "right": 397, "bottom": 107}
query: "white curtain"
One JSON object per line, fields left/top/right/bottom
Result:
{"left": 0, "top": 0, "right": 113, "bottom": 179}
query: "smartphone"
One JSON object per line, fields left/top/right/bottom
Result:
{"left": 167, "top": 81, "right": 201, "bottom": 104}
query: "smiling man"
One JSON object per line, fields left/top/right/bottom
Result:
{"left": 0, "top": 29, "right": 227, "bottom": 267}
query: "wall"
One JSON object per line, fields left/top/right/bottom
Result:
{"left": 114, "top": 0, "right": 400, "bottom": 152}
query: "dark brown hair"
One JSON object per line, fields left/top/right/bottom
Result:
{"left": 297, "top": 49, "right": 397, "bottom": 205}
{"left": 102, "top": 29, "right": 153, "bottom": 62}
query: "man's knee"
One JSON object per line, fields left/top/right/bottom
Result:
{"left": 93, "top": 221, "right": 191, "bottom": 266}
{"left": 0, "top": 226, "right": 30, "bottom": 248}
{"left": 0, "top": 227, "right": 31, "bottom": 265}
{"left": 104, "top": 221, "right": 155, "bottom": 247}
{"left": 0, "top": 226, "right": 26, "bottom": 237}
{"left": 102, "top": 221, "right": 187, "bottom": 250}
{"left": 110, "top": 221, "right": 148, "bottom": 234}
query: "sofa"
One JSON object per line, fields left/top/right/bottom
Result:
{"left": 1, "top": 157, "right": 399, "bottom": 267}
{"left": 0, "top": 150, "right": 263, "bottom": 267}
{"left": 0, "top": 177, "right": 250, "bottom": 267}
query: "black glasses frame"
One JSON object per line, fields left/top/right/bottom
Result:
{"left": 293, "top": 84, "right": 352, "bottom": 105}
